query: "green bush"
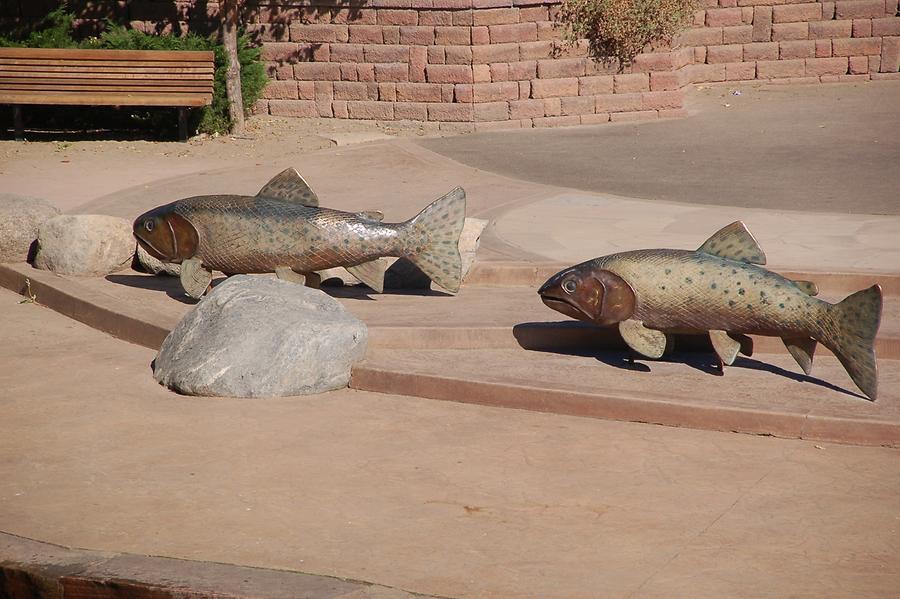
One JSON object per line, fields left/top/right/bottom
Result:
{"left": 557, "top": 0, "right": 698, "bottom": 69}
{"left": 0, "top": 7, "right": 267, "bottom": 136}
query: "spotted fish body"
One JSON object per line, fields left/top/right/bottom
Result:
{"left": 171, "top": 195, "right": 434, "bottom": 276}
{"left": 133, "top": 168, "right": 466, "bottom": 297}
{"left": 539, "top": 222, "right": 882, "bottom": 400}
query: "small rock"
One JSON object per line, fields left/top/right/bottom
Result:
{"left": 33, "top": 214, "right": 135, "bottom": 276}
{"left": 154, "top": 275, "right": 368, "bottom": 397}
{"left": 136, "top": 244, "right": 181, "bottom": 276}
{"left": 0, "top": 194, "right": 61, "bottom": 263}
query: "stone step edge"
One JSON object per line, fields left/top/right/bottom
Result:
{"left": 465, "top": 261, "right": 900, "bottom": 295}
{"left": 0, "top": 531, "right": 432, "bottom": 599}
{"left": 2, "top": 263, "right": 898, "bottom": 361}
{"left": 349, "top": 364, "right": 899, "bottom": 447}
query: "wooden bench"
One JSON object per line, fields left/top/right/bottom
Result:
{"left": 0, "top": 47, "right": 214, "bottom": 141}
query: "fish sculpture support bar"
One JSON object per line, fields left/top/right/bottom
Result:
{"left": 538, "top": 221, "right": 882, "bottom": 400}
{"left": 133, "top": 168, "right": 467, "bottom": 298}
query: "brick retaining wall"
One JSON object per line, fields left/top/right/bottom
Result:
{"left": 3, "top": 0, "right": 899, "bottom": 129}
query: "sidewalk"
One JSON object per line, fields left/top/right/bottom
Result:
{"left": 2, "top": 80, "right": 899, "bottom": 598}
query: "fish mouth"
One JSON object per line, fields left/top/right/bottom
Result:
{"left": 133, "top": 232, "right": 174, "bottom": 262}
{"left": 539, "top": 294, "right": 593, "bottom": 323}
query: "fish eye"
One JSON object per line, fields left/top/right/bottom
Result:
{"left": 144, "top": 219, "right": 155, "bottom": 232}
{"left": 562, "top": 278, "right": 578, "bottom": 294}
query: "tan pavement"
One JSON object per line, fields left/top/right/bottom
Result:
{"left": 2, "top": 288, "right": 898, "bottom": 599}
{"left": 2, "top": 81, "right": 900, "bottom": 598}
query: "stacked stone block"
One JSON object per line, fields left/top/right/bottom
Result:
{"left": 678, "top": 0, "right": 900, "bottom": 84}
{"left": 249, "top": 1, "right": 691, "bottom": 130}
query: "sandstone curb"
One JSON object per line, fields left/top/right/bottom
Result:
{"left": 0, "top": 532, "right": 438, "bottom": 599}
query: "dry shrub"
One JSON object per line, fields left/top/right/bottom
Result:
{"left": 557, "top": 0, "right": 698, "bottom": 69}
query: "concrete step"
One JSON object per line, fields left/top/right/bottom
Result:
{"left": 352, "top": 348, "right": 900, "bottom": 446}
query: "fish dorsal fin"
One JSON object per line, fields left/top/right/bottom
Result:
{"left": 792, "top": 280, "right": 819, "bottom": 296}
{"left": 356, "top": 210, "right": 384, "bottom": 222}
{"left": 697, "top": 221, "right": 766, "bottom": 265}
{"left": 256, "top": 168, "right": 319, "bottom": 207}
{"left": 346, "top": 259, "right": 387, "bottom": 293}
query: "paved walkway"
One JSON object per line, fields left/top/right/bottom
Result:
{"left": 419, "top": 81, "right": 900, "bottom": 215}
{"left": 2, "top": 81, "right": 900, "bottom": 598}
{"left": 2, "top": 288, "right": 898, "bottom": 599}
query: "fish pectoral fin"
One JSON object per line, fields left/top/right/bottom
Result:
{"left": 696, "top": 221, "right": 766, "bottom": 265}
{"left": 619, "top": 320, "right": 667, "bottom": 359}
{"left": 180, "top": 258, "right": 212, "bottom": 299}
{"left": 710, "top": 330, "right": 741, "bottom": 366}
{"left": 792, "top": 280, "right": 819, "bottom": 296}
{"left": 256, "top": 168, "right": 319, "bottom": 207}
{"left": 275, "top": 266, "right": 308, "bottom": 285}
{"left": 346, "top": 259, "right": 387, "bottom": 293}
{"left": 783, "top": 336, "right": 817, "bottom": 375}
{"left": 356, "top": 210, "right": 384, "bottom": 222}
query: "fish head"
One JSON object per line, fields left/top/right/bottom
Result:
{"left": 538, "top": 264, "right": 635, "bottom": 326}
{"left": 132, "top": 203, "right": 199, "bottom": 264}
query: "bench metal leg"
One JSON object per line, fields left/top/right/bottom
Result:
{"left": 177, "top": 107, "right": 188, "bottom": 142}
{"left": 13, "top": 105, "right": 24, "bottom": 141}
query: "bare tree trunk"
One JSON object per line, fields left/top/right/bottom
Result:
{"left": 222, "top": 0, "right": 244, "bottom": 134}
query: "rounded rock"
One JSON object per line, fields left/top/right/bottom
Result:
{"left": 153, "top": 275, "right": 368, "bottom": 398}
{"left": 0, "top": 194, "right": 61, "bottom": 263}
{"left": 33, "top": 214, "right": 135, "bottom": 276}
{"left": 136, "top": 244, "right": 181, "bottom": 276}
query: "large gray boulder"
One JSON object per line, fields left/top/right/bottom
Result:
{"left": 154, "top": 275, "right": 368, "bottom": 397}
{"left": 0, "top": 194, "right": 60, "bottom": 263}
{"left": 33, "top": 214, "right": 134, "bottom": 276}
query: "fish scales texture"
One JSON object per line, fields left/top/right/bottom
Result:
{"left": 596, "top": 249, "right": 829, "bottom": 336}
{"left": 174, "top": 196, "right": 409, "bottom": 274}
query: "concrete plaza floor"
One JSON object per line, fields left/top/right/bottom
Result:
{"left": 2, "top": 81, "right": 900, "bottom": 597}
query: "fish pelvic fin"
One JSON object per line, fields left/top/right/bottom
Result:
{"left": 403, "top": 187, "right": 466, "bottom": 293}
{"left": 821, "top": 284, "right": 882, "bottom": 400}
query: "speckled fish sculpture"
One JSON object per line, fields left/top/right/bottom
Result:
{"left": 133, "top": 168, "right": 466, "bottom": 298}
{"left": 538, "top": 221, "right": 882, "bottom": 400}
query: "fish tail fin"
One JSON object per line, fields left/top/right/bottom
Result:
{"left": 821, "top": 284, "right": 882, "bottom": 400}
{"left": 402, "top": 187, "right": 466, "bottom": 293}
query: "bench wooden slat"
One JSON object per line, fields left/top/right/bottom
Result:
{"left": 0, "top": 91, "right": 212, "bottom": 106}
{"left": 1, "top": 58, "right": 216, "bottom": 69}
{"left": 1, "top": 71, "right": 213, "bottom": 81}
{"left": 3, "top": 84, "right": 216, "bottom": 93}
{"left": 0, "top": 47, "right": 213, "bottom": 62}
{"left": 1, "top": 64, "right": 214, "bottom": 74}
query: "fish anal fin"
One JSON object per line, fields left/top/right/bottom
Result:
{"left": 180, "top": 258, "right": 212, "bottom": 299}
{"left": 619, "top": 320, "right": 667, "bottom": 359}
{"left": 783, "top": 336, "right": 817, "bottom": 375}
{"left": 697, "top": 221, "right": 767, "bottom": 265}
{"left": 792, "top": 280, "right": 819, "bottom": 296}
{"left": 709, "top": 330, "right": 741, "bottom": 366}
{"left": 256, "top": 168, "right": 319, "bottom": 207}
{"left": 357, "top": 210, "right": 384, "bottom": 222}
{"left": 346, "top": 259, "right": 387, "bottom": 293}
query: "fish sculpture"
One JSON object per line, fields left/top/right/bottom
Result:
{"left": 133, "top": 168, "right": 466, "bottom": 298}
{"left": 538, "top": 221, "right": 882, "bottom": 400}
